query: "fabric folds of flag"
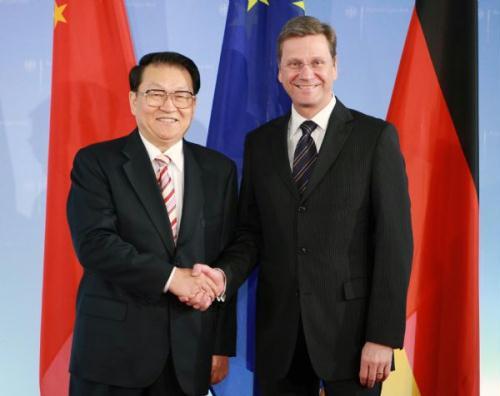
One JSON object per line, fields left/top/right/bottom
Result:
{"left": 40, "top": 2, "right": 135, "bottom": 395}
{"left": 207, "top": 1, "right": 304, "bottom": 395}
{"left": 383, "top": 1, "right": 478, "bottom": 395}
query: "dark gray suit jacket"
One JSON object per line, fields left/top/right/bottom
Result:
{"left": 217, "top": 99, "right": 413, "bottom": 381}
{"left": 67, "top": 130, "right": 237, "bottom": 395}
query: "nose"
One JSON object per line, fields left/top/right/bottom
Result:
{"left": 298, "top": 63, "right": 315, "bottom": 78}
{"left": 159, "top": 94, "right": 176, "bottom": 111}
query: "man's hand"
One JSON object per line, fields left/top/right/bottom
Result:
{"left": 179, "top": 263, "right": 225, "bottom": 310}
{"left": 359, "top": 341, "right": 393, "bottom": 388}
{"left": 211, "top": 355, "right": 229, "bottom": 384}
{"left": 193, "top": 263, "right": 225, "bottom": 294}
{"left": 168, "top": 268, "right": 218, "bottom": 311}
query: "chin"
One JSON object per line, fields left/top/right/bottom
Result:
{"left": 296, "top": 100, "right": 318, "bottom": 108}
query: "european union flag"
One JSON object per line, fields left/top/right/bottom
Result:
{"left": 207, "top": 1, "right": 305, "bottom": 395}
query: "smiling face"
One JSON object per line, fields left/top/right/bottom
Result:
{"left": 278, "top": 34, "right": 337, "bottom": 119}
{"left": 129, "top": 64, "right": 196, "bottom": 151}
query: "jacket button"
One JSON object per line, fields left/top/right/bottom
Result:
{"left": 298, "top": 206, "right": 307, "bottom": 213}
{"left": 299, "top": 247, "right": 308, "bottom": 254}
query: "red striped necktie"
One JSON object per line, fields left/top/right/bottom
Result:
{"left": 155, "top": 154, "right": 178, "bottom": 243}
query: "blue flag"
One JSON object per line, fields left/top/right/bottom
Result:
{"left": 207, "top": 1, "right": 305, "bottom": 395}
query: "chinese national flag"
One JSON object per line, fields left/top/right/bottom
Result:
{"left": 40, "top": 1, "right": 135, "bottom": 394}
{"left": 382, "top": 1, "right": 478, "bottom": 395}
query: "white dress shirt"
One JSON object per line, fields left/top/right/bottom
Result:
{"left": 287, "top": 95, "right": 337, "bottom": 168}
{"left": 139, "top": 132, "right": 184, "bottom": 292}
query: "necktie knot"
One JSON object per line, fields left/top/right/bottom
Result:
{"left": 300, "top": 120, "right": 317, "bottom": 137}
{"left": 154, "top": 154, "right": 172, "bottom": 172}
{"left": 154, "top": 154, "right": 171, "bottom": 169}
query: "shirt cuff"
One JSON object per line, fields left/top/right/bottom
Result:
{"left": 214, "top": 268, "right": 227, "bottom": 302}
{"left": 164, "top": 267, "right": 177, "bottom": 293}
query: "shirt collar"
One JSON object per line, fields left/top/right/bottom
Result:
{"left": 138, "top": 131, "right": 184, "bottom": 172}
{"left": 289, "top": 95, "right": 337, "bottom": 137}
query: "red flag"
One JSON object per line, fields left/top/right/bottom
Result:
{"left": 385, "top": 1, "right": 478, "bottom": 395}
{"left": 40, "top": 2, "right": 135, "bottom": 394}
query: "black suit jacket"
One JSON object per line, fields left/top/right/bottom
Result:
{"left": 67, "top": 130, "right": 237, "bottom": 395}
{"left": 217, "top": 100, "right": 413, "bottom": 381}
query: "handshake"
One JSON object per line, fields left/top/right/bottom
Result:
{"left": 169, "top": 263, "right": 225, "bottom": 311}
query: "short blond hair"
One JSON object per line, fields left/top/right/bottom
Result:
{"left": 277, "top": 16, "right": 337, "bottom": 62}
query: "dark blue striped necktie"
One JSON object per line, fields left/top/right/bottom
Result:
{"left": 292, "top": 120, "right": 318, "bottom": 195}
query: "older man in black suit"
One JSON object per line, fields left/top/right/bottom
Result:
{"left": 67, "top": 52, "right": 237, "bottom": 396}
{"left": 188, "top": 16, "right": 413, "bottom": 396}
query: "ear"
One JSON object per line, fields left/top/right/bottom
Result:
{"left": 129, "top": 91, "right": 138, "bottom": 116}
{"left": 332, "top": 56, "right": 338, "bottom": 81}
{"left": 278, "top": 65, "right": 283, "bottom": 84}
{"left": 192, "top": 95, "right": 197, "bottom": 112}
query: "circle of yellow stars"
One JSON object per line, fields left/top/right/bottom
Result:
{"left": 247, "top": 0, "right": 305, "bottom": 12}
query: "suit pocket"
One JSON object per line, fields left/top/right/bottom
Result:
{"left": 343, "top": 277, "right": 369, "bottom": 300}
{"left": 79, "top": 294, "right": 127, "bottom": 321}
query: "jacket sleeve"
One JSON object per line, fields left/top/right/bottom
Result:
{"left": 212, "top": 162, "right": 238, "bottom": 355}
{"left": 216, "top": 135, "right": 262, "bottom": 301}
{"left": 365, "top": 123, "right": 413, "bottom": 348}
{"left": 67, "top": 147, "right": 173, "bottom": 300}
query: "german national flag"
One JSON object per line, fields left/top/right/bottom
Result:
{"left": 383, "top": 1, "right": 478, "bottom": 395}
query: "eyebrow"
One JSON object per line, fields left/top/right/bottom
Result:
{"left": 143, "top": 82, "right": 192, "bottom": 91}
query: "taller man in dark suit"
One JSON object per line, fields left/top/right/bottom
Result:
{"left": 188, "top": 16, "right": 413, "bottom": 396}
{"left": 67, "top": 52, "right": 237, "bottom": 396}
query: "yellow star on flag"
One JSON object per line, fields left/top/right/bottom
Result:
{"left": 247, "top": 0, "right": 305, "bottom": 12}
{"left": 54, "top": 2, "right": 67, "bottom": 28}
{"left": 292, "top": 1, "right": 305, "bottom": 10}
{"left": 247, "top": 0, "right": 269, "bottom": 11}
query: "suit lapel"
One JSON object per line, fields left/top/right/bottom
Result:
{"left": 302, "top": 99, "right": 353, "bottom": 202}
{"left": 270, "top": 114, "right": 300, "bottom": 201}
{"left": 122, "top": 130, "right": 176, "bottom": 255}
{"left": 176, "top": 142, "right": 204, "bottom": 247}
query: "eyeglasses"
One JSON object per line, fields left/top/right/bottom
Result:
{"left": 139, "top": 89, "right": 195, "bottom": 109}
{"left": 283, "top": 59, "right": 330, "bottom": 71}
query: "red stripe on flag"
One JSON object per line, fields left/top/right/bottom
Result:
{"left": 387, "top": 10, "right": 479, "bottom": 395}
{"left": 40, "top": 1, "right": 136, "bottom": 394}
